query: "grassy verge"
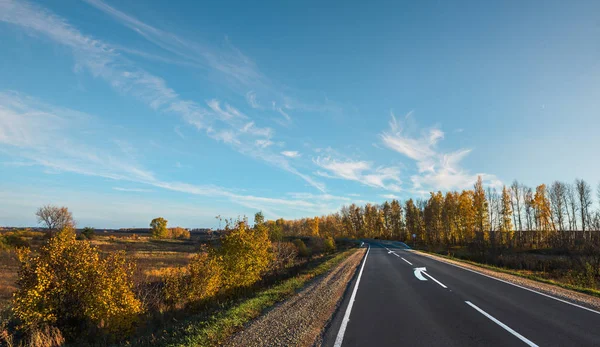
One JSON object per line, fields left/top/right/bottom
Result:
{"left": 416, "top": 250, "right": 600, "bottom": 298}
{"left": 155, "top": 248, "right": 359, "bottom": 347}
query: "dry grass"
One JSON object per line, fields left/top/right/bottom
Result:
{"left": 90, "top": 234, "right": 198, "bottom": 283}
{"left": 0, "top": 250, "right": 19, "bottom": 309}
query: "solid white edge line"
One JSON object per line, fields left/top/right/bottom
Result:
{"left": 334, "top": 244, "right": 370, "bottom": 347}
{"left": 465, "top": 301, "right": 538, "bottom": 347}
{"left": 422, "top": 271, "right": 448, "bottom": 288}
{"left": 401, "top": 257, "right": 413, "bottom": 265}
{"left": 410, "top": 251, "right": 600, "bottom": 315}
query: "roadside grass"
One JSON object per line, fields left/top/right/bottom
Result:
{"left": 416, "top": 250, "right": 600, "bottom": 298}
{"left": 146, "top": 248, "right": 359, "bottom": 347}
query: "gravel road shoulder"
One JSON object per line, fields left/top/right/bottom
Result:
{"left": 226, "top": 249, "right": 366, "bottom": 347}
{"left": 414, "top": 250, "right": 600, "bottom": 311}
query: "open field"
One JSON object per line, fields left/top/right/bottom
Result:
{"left": 0, "top": 230, "right": 210, "bottom": 309}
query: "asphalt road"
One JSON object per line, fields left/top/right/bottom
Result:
{"left": 322, "top": 242, "right": 600, "bottom": 347}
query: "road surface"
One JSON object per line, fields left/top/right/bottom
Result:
{"left": 322, "top": 242, "right": 600, "bottom": 346}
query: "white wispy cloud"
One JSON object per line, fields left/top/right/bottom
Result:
{"left": 174, "top": 126, "right": 185, "bottom": 139}
{"left": 255, "top": 139, "right": 273, "bottom": 148}
{"left": 380, "top": 112, "right": 443, "bottom": 162}
{"left": 0, "top": 0, "right": 324, "bottom": 192}
{"left": 0, "top": 91, "right": 332, "bottom": 214}
{"left": 313, "top": 156, "right": 402, "bottom": 192}
{"left": 379, "top": 112, "right": 500, "bottom": 191}
{"left": 281, "top": 151, "right": 301, "bottom": 158}
{"left": 206, "top": 99, "right": 248, "bottom": 121}
{"left": 286, "top": 192, "right": 351, "bottom": 202}
{"left": 240, "top": 121, "right": 273, "bottom": 138}
{"left": 380, "top": 194, "right": 400, "bottom": 200}
{"left": 82, "top": 0, "right": 261, "bottom": 87}
{"left": 246, "top": 91, "right": 260, "bottom": 108}
{"left": 277, "top": 107, "right": 292, "bottom": 121}
{"left": 113, "top": 187, "right": 153, "bottom": 192}
{"left": 83, "top": 0, "right": 339, "bottom": 121}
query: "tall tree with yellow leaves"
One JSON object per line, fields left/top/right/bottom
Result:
{"left": 473, "top": 176, "right": 489, "bottom": 243}
{"left": 533, "top": 184, "right": 553, "bottom": 232}
{"left": 308, "top": 216, "right": 320, "bottom": 237}
{"left": 442, "top": 192, "right": 460, "bottom": 245}
{"left": 458, "top": 190, "right": 476, "bottom": 243}
{"left": 500, "top": 186, "right": 513, "bottom": 246}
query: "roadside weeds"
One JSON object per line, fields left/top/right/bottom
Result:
{"left": 226, "top": 248, "right": 365, "bottom": 347}
{"left": 162, "top": 248, "right": 360, "bottom": 347}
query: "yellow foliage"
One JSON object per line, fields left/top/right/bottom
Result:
{"left": 163, "top": 250, "right": 222, "bottom": 308}
{"left": 169, "top": 227, "right": 191, "bottom": 240}
{"left": 323, "top": 236, "right": 336, "bottom": 253}
{"left": 150, "top": 217, "right": 169, "bottom": 239}
{"left": 500, "top": 186, "right": 514, "bottom": 243}
{"left": 12, "top": 228, "right": 143, "bottom": 338}
{"left": 219, "top": 218, "right": 272, "bottom": 289}
{"left": 162, "top": 267, "right": 188, "bottom": 308}
{"left": 188, "top": 251, "right": 222, "bottom": 302}
{"left": 293, "top": 239, "right": 310, "bottom": 257}
{"left": 533, "top": 184, "right": 553, "bottom": 231}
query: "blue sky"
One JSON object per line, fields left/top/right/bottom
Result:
{"left": 1, "top": 0, "right": 599, "bottom": 228}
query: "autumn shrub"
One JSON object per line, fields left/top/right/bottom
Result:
{"left": 169, "top": 227, "right": 191, "bottom": 240}
{"left": 187, "top": 251, "right": 222, "bottom": 301}
{"left": 163, "top": 250, "right": 222, "bottom": 309}
{"left": 22, "top": 325, "right": 65, "bottom": 347}
{"left": 269, "top": 241, "right": 299, "bottom": 273}
{"left": 566, "top": 262, "right": 597, "bottom": 288}
{"left": 0, "top": 232, "right": 30, "bottom": 250}
{"left": 162, "top": 267, "right": 188, "bottom": 309}
{"left": 293, "top": 239, "right": 310, "bottom": 258}
{"left": 323, "top": 236, "right": 336, "bottom": 253}
{"left": 12, "top": 228, "right": 143, "bottom": 340}
{"left": 219, "top": 216, "right": 272, "bottom": 290}
{"left": 81, "top": 226, "right": 95, "bottom": 240}
{"left": 267, "top": 221, "right": 283, "bottom": 241}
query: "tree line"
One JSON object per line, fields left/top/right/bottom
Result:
{"left": 275, "top": 177, "right": 600, "bottom": 250}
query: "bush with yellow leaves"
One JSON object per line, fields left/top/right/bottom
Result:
{"left": 169, "top": 226, "right": 191, "bottom": 240}
{"left": 293, "top": 238, "right": 310, "bottom": 257}
{"left": 219, "top": 213, "right": 272, "bottom": 290}
{"left": 323, "top": 235, "right": 336, "bottom": 253}
{"left": 12, "top": 227, "right": 143, "bottom": 340}
{"left": 163, "top": 249, "right": 222, "bottom": 309}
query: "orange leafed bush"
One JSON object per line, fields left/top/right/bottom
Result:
{"left": 169, "top": 227, "right": 191, "bottom": 240}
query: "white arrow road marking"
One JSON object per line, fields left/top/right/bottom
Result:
{"left": 422, "top": 271, "right": 447, "bottom": 288}
{"left": 414, "top": 267, "right": 427, "bottom": 281}
{"left": 413, "top": 267, "right": 447, "bottom": 288}
{"left": 401, "top": 257, "right": 413, "bottom": 265}
{"left": 466, "top": 301, "right": 538, "bottom": 347}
